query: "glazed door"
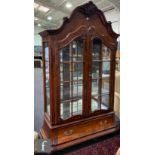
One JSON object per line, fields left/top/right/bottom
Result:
{"left": 58, "top": 35, "right": 111, "bottom": 122}
{"left": 43, "top": 42, "right": 50, "bottom": 116}
{"left": 59, "top": 37, "right": 84, "bottom": 121}
{"left": 89, "top": 37, "right": 111, "bottom": 113}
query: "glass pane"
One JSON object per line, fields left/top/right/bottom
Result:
{"left": 101, "top": 94, "right": 109, "bottom": 110}
{"left": 61, "top": 102, "right": 71, "bottom": 119}
{"left": 92, "top": 38, "right": 101, "bottom": 60}
{"left": 73, "top": 62, "right": 83, "bottom": 80}
{"left": 102, "top": 46, "right": 110, "bottom": 94}
{"left": 101, "top": 45, "right": 111, "bottom": 110}
{"left": 72, "top": 40, "right": 83, "bottom": 61}
{"left": 91, "top": 38, "right": 111, "bottom": 112}
{"left": 92, "top": 62, "right": 100, "bottom": 78}
{"left": 102, "top": 77, "right": 109, "bottom": 94}
{"left": 72, "top": 100, "right": 82, "bottom": 115}
{"left": 102, "top": 60, "right": 110, "bottom": 74}
{"left": 102, "top": 46, "right": 110, "bottom": 58}
{"left": 44, "top": 43, "right": 50, "bottom": 115}
{"left": 60, "top": 45, "right": 70, "bottom": 62}
{"left": 91, "top": 95, "right": 100, "bottom": 111}
{"left": 60, "top": 83, "right": 70, "bottom": 101}
{"left": 60, "top": 37, "right": 84, "bottom": 120}
{"left": 91, "top": 94, "right": 109, "bottom": 111}
{"left": 72, "top": 82, "right": 83, "bottom": 98}
{"left": 60, "top": 99, "right": 83, "bottom": 120}
{"left": 91, "top": 79, "right": 99, "bottom": 96}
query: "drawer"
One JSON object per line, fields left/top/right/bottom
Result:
{"left": 57, "top": 115, "right": 114, "bottom": 144}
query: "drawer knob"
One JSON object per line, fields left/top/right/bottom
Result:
{"left": 64, "top": 129, "right": 73, "bottom": 136}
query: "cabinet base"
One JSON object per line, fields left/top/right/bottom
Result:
{"left": 40, "top": 113, "right": 120, "bottom": 152}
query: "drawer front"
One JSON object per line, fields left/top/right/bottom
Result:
{"left": 57, "top": 115, "right": 114, "bottom": 144}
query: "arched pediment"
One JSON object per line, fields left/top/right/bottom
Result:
{"left": 39, "top": 1, "right": 119, "bottom": 41}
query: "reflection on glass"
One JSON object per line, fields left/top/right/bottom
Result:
{"left": 91, "top": 96, "right": 100, "bottom": 111}
{"left": 102, "top": 46, "right": 110, "bottom": 58}
{"left": 60, "top": 100, "right": 82, "bottom": 119}
{"left": 60, "top": 37, "right": 84, "bottom": 120}
{"left": 92, "top": 62, "right": 100, "bottom": 78}
{"left": 91, "top": 38, "right": 110, "bottom": 112}
{"left": 92, "top": 39, "right": 101, "bottom": 60}
{"left": 91, "top": 79, "right": 99, "bottom": 96}
{"left": 101, "top": 94, "right": 109, "bottom": 110}
{"left": 44, "top": 43, "right": 50, "bottom": 115}
{"left": 102, "top": 46, "right": 110, "bottom": 94}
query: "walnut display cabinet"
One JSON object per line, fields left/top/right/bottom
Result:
{"left": 39, "top": 1, "right": 120, "bottom": 152}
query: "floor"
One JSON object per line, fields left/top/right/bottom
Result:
{"left": 34, "top": 68, "right": 44, "bottom": 132}
{"left": 53, "top": 132, "right": 119, "bottom": 155}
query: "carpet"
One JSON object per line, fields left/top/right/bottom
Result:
{"left": 53, "top": 133, "right": 120, "bottom": 155}
{"left": 66, "top": 136, "right": 119, "bottom": 155}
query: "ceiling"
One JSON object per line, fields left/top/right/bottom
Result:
{"left": 34, "top": 0, "right": 120, "bottom": 34}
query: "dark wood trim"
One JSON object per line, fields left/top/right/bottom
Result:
{"left": 52, "top": 40, "right": 58, "bottom": 125}
{"left": 109, "top": 48, "right": 117, "bottom": 111}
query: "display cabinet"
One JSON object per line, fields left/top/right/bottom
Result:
{"left": 39, "top": 1, "right": 119, "bottom": 152}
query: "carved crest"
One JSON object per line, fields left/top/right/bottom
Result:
{"left": 78, "top": 1, "right": 98, "bottom": 17}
